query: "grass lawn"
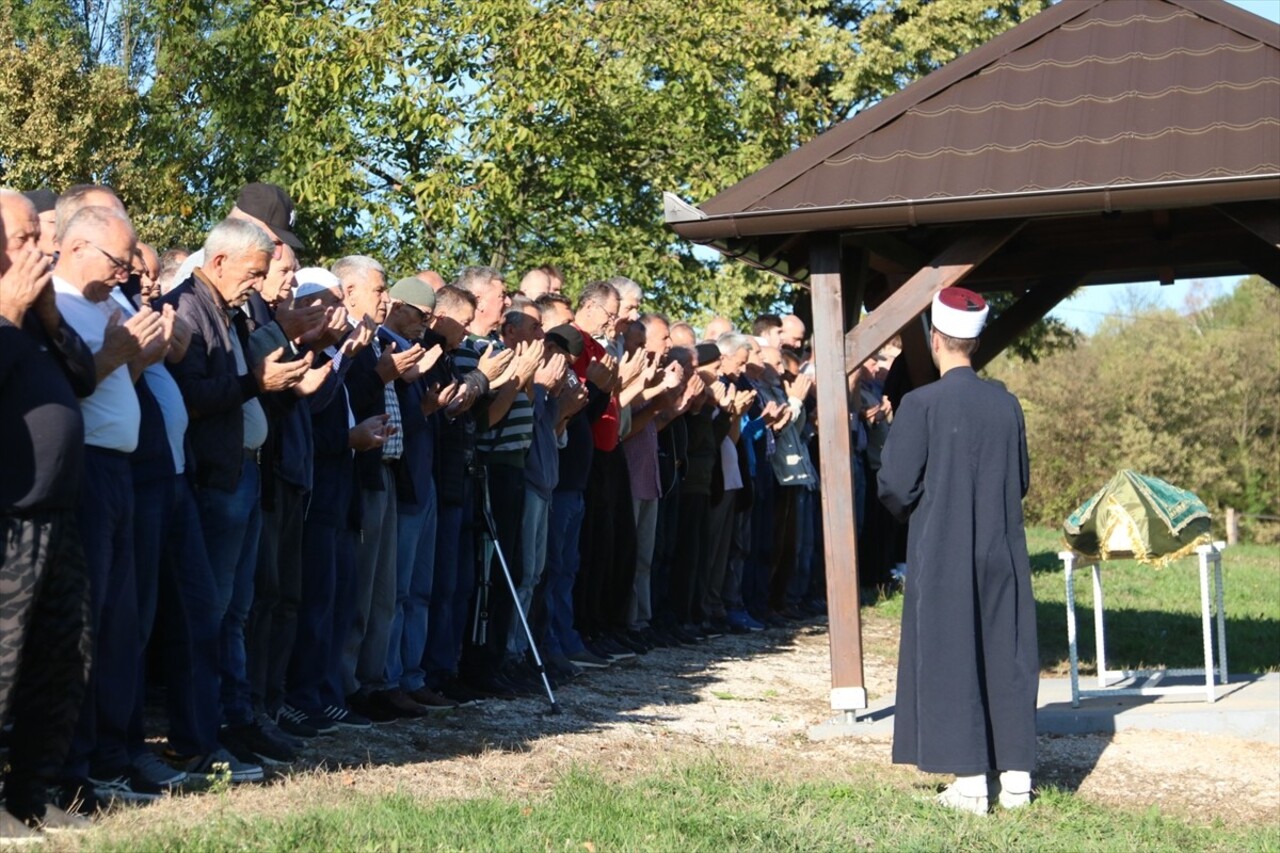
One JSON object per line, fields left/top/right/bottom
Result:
{"left": 868, "top": 527, "right": 1280, "bottom": 676}
{"left": 1022, "top": 527, "right": 1280, "bottom": 675}
{"left": 81, "top": 760, "right": 1280, "bottom": 853}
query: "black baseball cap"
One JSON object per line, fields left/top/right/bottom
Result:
{"left": 22, "top": 188, "right": 57, "bottom": 214}
{"left": 545, "top": 324, "right": 584, "bottom": 358}
{"left": 235, "top": 182, "right": 303, "bottom": 250}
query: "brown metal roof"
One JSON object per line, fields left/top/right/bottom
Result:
{"left": 668, "top": 0, "right": 1280, "bottom": 251}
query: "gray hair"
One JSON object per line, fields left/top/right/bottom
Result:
{"left": 716, "top": 332, "right": 753, "bottom": 357}
{"left": 331, "top": 255, "right": 385, "bottom": 285}
{"left": 202, "top": 218, "right": 273, "bottom": 261}
{"left": 607, "top": 275, "right": 643, "bottom": 303}
{"left": 62, "top": 205, "right": 135, "bottom": 243}
{"left": 453, "top": 265, "right": 504, "bottom": 296}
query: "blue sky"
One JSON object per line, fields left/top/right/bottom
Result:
{"left": 1049, "top": 0, "right": 1279, "bottom": 333}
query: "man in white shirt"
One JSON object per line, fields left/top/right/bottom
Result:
{"left": 52, "top": 205, "right": 172, "bottom": 804}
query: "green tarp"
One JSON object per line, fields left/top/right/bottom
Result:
{"left": 1063, "top": 470, "right": 1213, "bottom": 566}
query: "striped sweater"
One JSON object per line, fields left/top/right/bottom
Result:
{"left": 468, "top": 336, "right": 533, "bottom": 467}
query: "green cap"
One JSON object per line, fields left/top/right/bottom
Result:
{"left": 389, "top": 276, "right": 437, "bottom": 311}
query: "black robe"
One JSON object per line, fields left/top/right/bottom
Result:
{"left": 877, "top": 366, "right": 1038, "bottom": 775}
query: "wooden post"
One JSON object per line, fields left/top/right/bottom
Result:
{"left": 810, "top": 235, "right": 867, "bottom": 713}
{"left": 844, "top": 221, "right": 1025, "bottom": 373}
{"left": 1226, "top": 507, "right": 1239, "bottom": 546}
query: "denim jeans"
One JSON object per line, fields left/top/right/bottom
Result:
{"left": 385, "top": 479, "right": 437, "bottom": 691}
{"left": 788, "top": 487, "right": 817, "bottom": 607}
{"left": 130, "top": 474, "right": 221, "bottom": 756}
{"left": 628, "top": 497, "right": 659, "bottom": 631}
{"left": 544, "top": 490, "right": 586, "bottom": 659}
{"left": 509, "top": 487, "right": 550, "bottom": 657}
{"left": 196, "top": 456, "right": 262, "bottom": 727}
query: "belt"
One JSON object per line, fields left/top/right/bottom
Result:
{"left": 243, "top": 447, "right": 263, "bottom": 465}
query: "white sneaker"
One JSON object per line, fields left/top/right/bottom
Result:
{"left": 996, "top": 770, "right": 1033, "bottom": 809}
{"left": 999, "top": 789, "right": 1032, "bottom": 809}
{"left": 936, "top": 783, "right": 988, "bottom": 815}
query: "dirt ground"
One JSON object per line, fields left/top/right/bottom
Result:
{"left": 104, "top": 613, "right": 1279, "bottom": 837}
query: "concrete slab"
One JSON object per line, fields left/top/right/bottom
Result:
{"left": 808, "top": 674, "right": 1280, "bottom": 744}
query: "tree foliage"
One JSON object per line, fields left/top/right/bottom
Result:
{"left": 2, "top": 0, "right": 1049, "bottom": 327}
{"left": 987, "top": 278, "right": 1280, "bottom": 542}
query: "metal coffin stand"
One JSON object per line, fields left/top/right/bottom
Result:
{"left": 1057, "top": 543, "right": 1229, "bottom": 708}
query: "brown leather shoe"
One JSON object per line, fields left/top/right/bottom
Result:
{"left": 375, "top": 689, "right": 430, "bottom": 719}
{"left": 406, "top": 686, "right": 458, "bottom": 710}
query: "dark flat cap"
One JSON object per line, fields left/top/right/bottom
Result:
{"left": 22, "top": 188, "right": 57, "bottom": 214}
{"left": 545, "top": 324, "right": 584, "bottom": 358}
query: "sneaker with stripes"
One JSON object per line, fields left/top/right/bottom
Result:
{"left": 321, "top": 704, "right": 372, "bottom": 730}
{"left": 274, "top": 703, "right": 324, "bottom": 737}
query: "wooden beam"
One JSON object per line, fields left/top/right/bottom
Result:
{"left": 1217, "top": 201, "right": 1280, "bottom": 249}
{"left": 900, "top": 313, "right": 937, "bottom": 389}
{"left": 844, "top": 220, "right": 1024, "bottom": 373}
{"left": 810, "top": 235, "right": 866, "bottom": 713}
{"left": 840, "top": 244, "right": 870, "bottom": 330}
{"left": 973, "top": 277, "right": 1080, "bottom": 370}
{"left": 1217, "top": 202, "right": 1280, "bottom": 288}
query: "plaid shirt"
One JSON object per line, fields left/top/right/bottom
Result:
{"left": 370, "top": 336, "right": 404, "bottom": 461}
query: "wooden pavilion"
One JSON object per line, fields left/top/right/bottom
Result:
{"left": 665, "top": 0, "right": 1279, "bottom": 715}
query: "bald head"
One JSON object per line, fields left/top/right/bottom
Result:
{"left": 669, "top": 322, "right": 696, "bottom": 349}
{"left": 703, "top": 316, "right": 733, "bottom": 341}
{"left": 55, "top": 185, "right": 127, "bottom": 243}
{"left": 415, "top": 269, "right": 446, "bottom": 291}
{"left": 519, "top": 268, "right": 552, "bottom": 300}
{"left": 55, "top": 206, "right": 137, "bottom": 301}
{"left": 780, "top": 314, "right": 806, "bottom": 349}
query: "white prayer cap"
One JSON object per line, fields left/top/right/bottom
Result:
{"left": 931, "top": 287, "right": 988, "bottom": 338}
{"left": 294, "top": 267, "right": 341, "bottom": 300}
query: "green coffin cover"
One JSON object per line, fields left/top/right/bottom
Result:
{"left": 1063, "top": 470, "right": 1212, "bottom": 566}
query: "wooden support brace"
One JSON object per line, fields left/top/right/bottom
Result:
{"left": 844, "top": 221, "right": 1025, "bottom": 374}
{"left": 1218, "top": 202, "right": 1280, "bottom": 288}
{"left": 1217, "top": 201, "right": 1280, "bottom": 249}
{"left": 810, "top": 235, "right": 867, "bottom": 712}
{"left": 973, "top": 277, "right": 1081, "bottom": 370}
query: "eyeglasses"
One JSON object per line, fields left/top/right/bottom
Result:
{"left": 400, "top": 302, "right": 431, "bottom": 324}
{"left": 87, "top": 242, "right": 132, "bottom": 275}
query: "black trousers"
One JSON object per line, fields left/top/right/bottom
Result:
{"left": 769, "top": 485, "right": 801, "bottom": 612}
{"left": 670, "top": 492, "right": 710, "bottom": 625}
{"left": 248, "top": 476, "right": 308, "bottom": 713}
{"left": 461, "top": 463, "right": 524, "bottom": 678}
{"left": 576, "top": 448, "right": 636, "bottom": 635}
{"left": 1, "top": 510, "right": 91, "bottom": 814}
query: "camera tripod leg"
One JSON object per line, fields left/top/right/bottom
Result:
{"left": 478, "top": 478, "right": 559, "bottom": 714}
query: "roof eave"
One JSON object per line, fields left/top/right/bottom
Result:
{"left": 668, "top": 174, "right": 1280, "bottom": 242}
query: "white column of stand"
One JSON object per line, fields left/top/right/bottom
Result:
{"left": 1092, "top": 562, "right": 1108, "bottom": 688}
{"left": 1215, "top": 545, "right": 1229, "bottom": 686}
{"left": 1197, "top": 544, "right": 1216, "bottom": 702}
{"left": 1060, "top": 543, "right": 1229, "bottom": 706}
{"left": 1060, "top": 550, "right": 1082, "bottom": 708}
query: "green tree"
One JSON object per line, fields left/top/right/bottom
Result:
{"left": 988, "top": 278, "right": 1280, "bottom": 542}
{"left": 3, "top": 0, "right": 1050, "bottom": 327}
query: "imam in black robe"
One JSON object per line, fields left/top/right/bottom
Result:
{"left": 877, "top": 366, "right": 1038, "bottom": 775}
